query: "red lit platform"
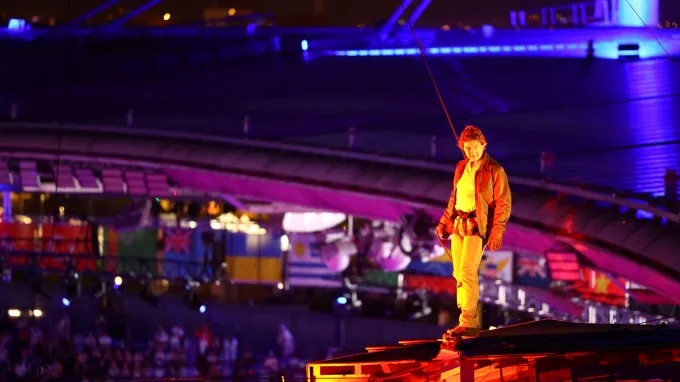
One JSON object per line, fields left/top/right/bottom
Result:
{"left": 306, "top": 319, "right": 680, "bottom": 381}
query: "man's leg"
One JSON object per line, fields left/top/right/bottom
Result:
{"left": 450, "top": 233, "right": 464, "bottom": 310}
{"left": 457, "top": 235, "right": 484, "bottom": 328}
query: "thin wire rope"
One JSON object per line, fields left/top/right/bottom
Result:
{"left": 399, "top": 1, "right": 676, "bottom": 253}
{"left": 399, "top": 0, "right": 677, "bottom": 145}
{"left": 622, "top": 0, "right": 672, "bottom": 58}
{"left": 399, "top": 3, "right": 459, "bottom": 143}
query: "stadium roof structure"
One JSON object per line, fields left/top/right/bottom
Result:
{"left": 0, "top": 122, "right": 679, "bottom": 308}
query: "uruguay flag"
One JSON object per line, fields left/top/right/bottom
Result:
{"left": 286, "top": 233, "right": 341, "bottom": 288}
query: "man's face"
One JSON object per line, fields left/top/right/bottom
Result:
{"left": 462, "top": 140, "right": 486, "bottom": 162}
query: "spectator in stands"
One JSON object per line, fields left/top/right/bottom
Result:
{"left": 0, "top": 308, "right": 308, "bottom": 381}
{"left": 436, "top": 125, "right": 512, "bottom": 338}
{"left": 155, "top": 325, "right": 169, "bottom": 345}
{"left": 195, "top": 324, "right": 211, "bottom": 355}
{"left": 263, "top": 349, "right": 280, "bottom": 381}
{"left": 277, "top": 324, "right": 294, "bottom": 369}
{"left": 170, "top": 325, "right": 184, "bottom": 349}
{"left": 222, "top": 331, "right": 238, "bottom": 374}
{"left": 234, "top": 342, "right": 255, "bottom": 379}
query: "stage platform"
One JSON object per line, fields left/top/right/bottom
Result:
{"left": 306, "top": 319, "right": 680, "bottom": 381}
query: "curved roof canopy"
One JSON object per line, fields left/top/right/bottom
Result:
{"left": 1, "top": 123, "right": 679, "bottom": 303}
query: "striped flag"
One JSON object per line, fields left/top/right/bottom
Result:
{"left": 406, "top": 252, "right": 453, "bottom": 277}
{"left": 287, "top": 234, "right": 341, "bottom": 288}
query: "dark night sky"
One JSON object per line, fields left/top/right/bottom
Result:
{"left": 1, "top": 0, "right": 679, "bottom": 27}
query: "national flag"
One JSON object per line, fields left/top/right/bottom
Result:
{"left": 544, "top": 251, "right": 580, "bottom": 281}
{"left": 514, "top": 252, "right": 552, "bottom": 288}
{"left": 100, "top": 227, "right": 118, "bottom": 274}
{"left": 480, "top": 250, "right": 513, "bottom": 282}
{"left": 404, "top": 243, "right": 454, "bottom": 276}
{"left": 359, "top": 269, "right": 399, "bottom": 288}
{"left": 406, "top": 245, "right": 452, "bottom": 276}
{"left": 404, "top": 274, "right": 457, "bottom": 295}
{"left": 286, "top": 233, "right": 340, "bottom": 288}
{"left": 40, "top": 224, "right": 91, "bottom": 271}
{"left": 164, "top": 228, "right": 191, "bottom": 253}
{"left": 577, "top": 268, "right": 627, "bottom": 306}
{"left": 224, "top": 232, "right": 282, "bottom": 284}
{"left": 0, "top": 222, "right": 35, "bottom": 268}
{"left": 406, "top": 260, "right": 453, "bottom": 277}
{"left": 517, "top": 257, "right": 547, "bottom": 279}
{"left": 161, "top": 228, "right": 196, "bottom": 279}
{"left": 117, "top": 227, "right": 158, "bottom": 277}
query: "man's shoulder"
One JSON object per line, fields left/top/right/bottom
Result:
{"left": 487, "top": 156, "right": 507, "bottom": 174}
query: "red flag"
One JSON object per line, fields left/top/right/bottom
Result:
{"left": 0, "top": 223, "right": 35, "bottom": 267}
{"left": 40, "top": 224, "right": 93, "bottom": 271}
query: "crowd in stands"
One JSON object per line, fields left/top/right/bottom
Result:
{"left": 0, "top": 311, "right": 299, "bottom": 381}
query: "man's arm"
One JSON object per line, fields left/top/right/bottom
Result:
{"left": 438, "top": 165, "right": 461, "bottom": 237}
{"left": 439, "top": 189, "right": 456, "bottom": 227}
{"left": 490, "top": 166, "right": 511, "bottom": 238}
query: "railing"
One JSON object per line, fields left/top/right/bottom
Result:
{"left": 2, "top": 251, "right": 671, "bottom": 326}
{"left": 1, "top": 122, "right": 678, "bottom": 224}
{"left": 510, "top": 1, "right": 605, "bottom": 28}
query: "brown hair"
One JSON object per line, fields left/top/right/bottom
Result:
{"left": 457, "top": 125, "right": 487, "bottom": 150}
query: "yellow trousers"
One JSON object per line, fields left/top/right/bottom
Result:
{"left": 451, "top": 234, "right": 484, "bottom": 327}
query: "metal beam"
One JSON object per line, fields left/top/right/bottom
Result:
{"left": 221, "top": 194, "right": 247, "bottom": 211}
{"left": 106, "top": 0, "right": 166, "bottom": 28}
{"left": 0, "top": 121, "right": 676, "bottom": 224}
{"left": 379, "top": 0, "right": 415, "bottom": 42}
{"left": 406, "top": 0, "right": 432, "bottom": 28}
{"left": 67, "top": 0, "right": 122, "bottom": 28}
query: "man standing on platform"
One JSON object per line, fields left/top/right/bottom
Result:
{"left": 436, "top": 125, "right": 512, "bottom": 337}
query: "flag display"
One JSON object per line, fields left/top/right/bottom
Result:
{"left": 480, "top": 250, "right": 513, "bottom": 283}
{"left": 405, "top": 252, "right": 452, "bottom": 277}
{"left": 287, "top": 234, "right": 341, "bottom": 288}
{"left": 404, "top": 274, "right": 457, "bottom": 294}
{"left": 406, "top": 250, "right": 513, "bottom": 282}
{"left": 192, "top": 229, "right": 224, "bottom": 281}
{"left": 576, "top": 267, "right": 627, "bottom": 306}
{"left": 0, "top": 222, "right": 284, "bottom": 284}
{"left": 161, "top": 228, "right": 199, "bottom": 279}
{"left": 0, "top": 222, "right": 35, "bottom": 267}
{"left": 360, "top": 269, "right": 400, "bottom": 288}
{"left": 225, "top": 232, "right": 282, "bottom": 284}
{"left": 514, "top": 251, "right": 552, "bottom": 288}
{"left": 40, "top": 224, "right": 93, "bottom": 271}
{"left": 101, "top": 227, "right": 118, "bottom": 274}
{"left": 544, "top": 251, "right": 580, "bottom": 281}
{"left": 118, "top": 227, "right": 159, "bottom": 276}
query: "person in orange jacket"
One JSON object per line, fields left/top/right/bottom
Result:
{"left": 435, "top": 125, "right": 512, "bottom": 337}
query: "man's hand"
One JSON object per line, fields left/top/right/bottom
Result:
{"left": 487, "top": 231, "right": 502, "bottom": 251}
{"left": 435, "top": 223, "right": 450, "bottom": 240}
